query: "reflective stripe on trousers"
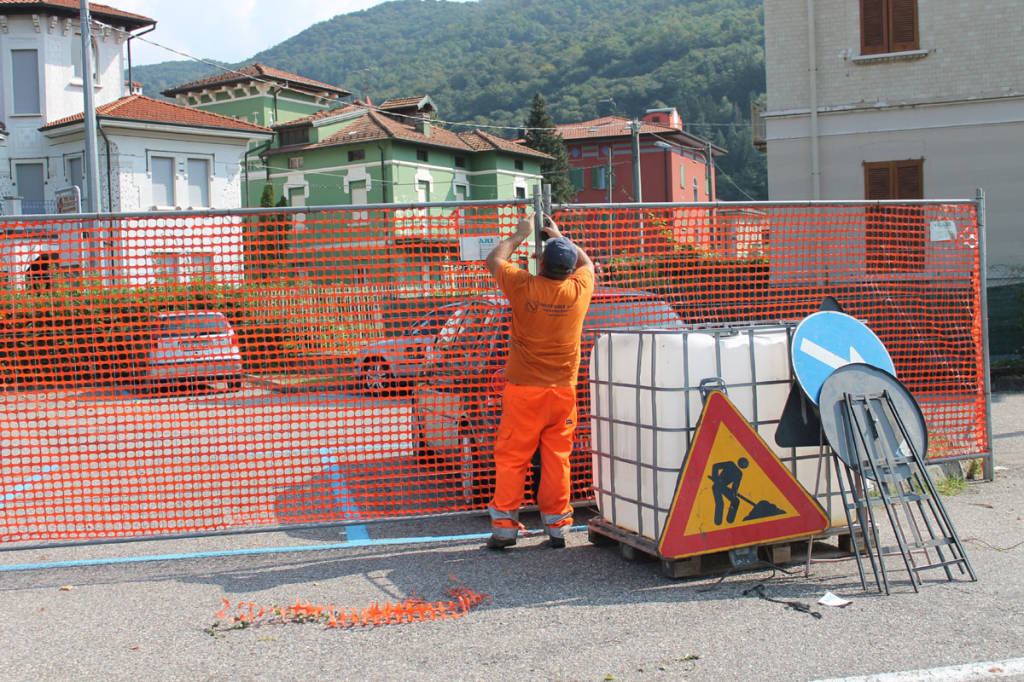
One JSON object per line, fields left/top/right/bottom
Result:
{"left": 489, "top": 383, "right": 576, "bottom": 536}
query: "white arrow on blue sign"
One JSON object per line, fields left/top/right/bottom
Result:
{"left": 791, "top": 311, "right": 896, "bottom": 404}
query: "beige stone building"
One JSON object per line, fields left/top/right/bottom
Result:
{"left": 761, "top": 0, "right": 1024, "bottom": 348}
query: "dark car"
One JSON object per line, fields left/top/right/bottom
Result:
{"left": 412, "top": 288, "right": 685, "bottom": 508}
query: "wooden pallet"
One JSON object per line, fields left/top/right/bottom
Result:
{"left": 588, "top": 517, "right": 820, "bottom": 579}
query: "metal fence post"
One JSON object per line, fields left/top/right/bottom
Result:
{"left": 976, "top": 187, "right": 995, "bottom": 481}
{"left": 532, "top": 185, "right": 543, "bottom": 271}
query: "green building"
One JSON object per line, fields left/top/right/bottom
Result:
{"left": 261, "top": 95, "right": 548, "bottom": 207}
{"left": 162, "top": 63, "right": 352, "bottom": 206}
{"left": 164, "top": 68, "right": 549, "bottom": 295}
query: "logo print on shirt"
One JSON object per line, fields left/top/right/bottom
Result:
{"left": 526, "top": 300, "right": 538, "bottom": 312}
{"left": 565, "top": 418, "right": 574, "bottom": 426}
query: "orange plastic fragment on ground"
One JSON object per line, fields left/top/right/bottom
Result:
{"left": 208, "top": 576, "right": 489, "bottom": 632}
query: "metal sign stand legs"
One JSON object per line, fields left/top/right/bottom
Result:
{"left": 833, "top": 390, "right": 977, "bottom": 594}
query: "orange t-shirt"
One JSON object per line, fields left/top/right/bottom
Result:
{"left": 494, "top": 261, "right": 595, "bottom": 387}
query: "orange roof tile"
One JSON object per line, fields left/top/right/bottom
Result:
{"left": 265, "top": 107, "right": 550, "bottom": 160}
{"left": 274, "top": 103, "right": 364, "bottom": 128}
{"left": 457, "top": 129, "right": 550, "bottom": 159}
{"left": 556, "top": 115, "right": 724, "bottom": 155}
{"left": 40, "top": 94, "right": 272, "bottom": 134}
{"left": 163, "top": 63, "right": 350, "bottom": 98}
{"left": 0, "top": 0, "right": 154, "bottom": 29}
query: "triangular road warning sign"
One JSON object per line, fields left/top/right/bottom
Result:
{"left": 659, "top": 391, "right": 829, "bottom": 559}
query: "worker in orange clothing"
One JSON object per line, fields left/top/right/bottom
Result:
{"left": 484, "top": 213, "right": 595, "bottom": 549}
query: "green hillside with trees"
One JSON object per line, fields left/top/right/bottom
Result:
{"left": 135, "top": 0, "right": 766, "bottom": 200}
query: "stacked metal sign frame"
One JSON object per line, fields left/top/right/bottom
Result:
{"left": 820, "top": 364, "right": 978, "bottom": 594}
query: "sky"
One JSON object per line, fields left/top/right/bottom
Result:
{"left": 112, "top": 0, "right": 475, "bottom": 67}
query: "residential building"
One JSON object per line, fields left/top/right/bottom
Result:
{"left": 761, "top": 0, "right": 1024, "bottom": 351}
{"left": 0, "top": 1, "right": 273, "bottom": 288}
{"left": 162, "top": 62, "right": 351, "bottom": 128}
{"left": 556, "top": 109, "right": 724, "bottom": 204}
{"left": 258, "top": 96, "right": 550, "bottom": 294}
{"left": 162, "top": 62, "right": 350, "bottom": 205}
{"left": 259, "top": 95, "right": 548, "bottom": 208}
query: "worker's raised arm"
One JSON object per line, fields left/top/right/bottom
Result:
{"left": 486, "top": 215, "right": 534, "bottom": 276}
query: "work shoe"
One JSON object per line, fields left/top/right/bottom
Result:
{"left": 546, "top": 536, "right": 566, "bottom": 549}
{"left": 485, "top": 534, "right": 517, "bottom": 550}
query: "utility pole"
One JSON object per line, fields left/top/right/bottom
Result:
{"left": 706, "top": 140, "right": 714, "bottom": 201}
{"left": 630, "top": 118, "right": 642, "bottom": 203}
{"left": 606, "top": 146, "right": 613, "bottom": 203}
{"left": 80, "top": 0, "right": 101, "bottom": 212}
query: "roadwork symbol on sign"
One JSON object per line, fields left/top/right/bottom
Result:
{"left": 658, "top": 392, "right": 830, "bottom": 560}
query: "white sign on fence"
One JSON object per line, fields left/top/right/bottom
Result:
{"left": 459, "top": 235, "right": 501, "bottom": 261}
{"left": 929, "top": 219, "right": 958, "bottom": 242}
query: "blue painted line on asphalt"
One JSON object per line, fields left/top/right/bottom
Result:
{"left": 0, "top": 465, "right": 59, "bottom": 510}
{"left": 0, "top": 525, "right": 588, "bottom": 572}
{"left": 319, "top": 448, "right": 370, "bottom": 541}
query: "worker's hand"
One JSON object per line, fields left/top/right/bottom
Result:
{"left": 541, "top": 214, "right": 563, "bottom": 240}
{"left": 515, "top": 214, "right": 534, "bottom": 238}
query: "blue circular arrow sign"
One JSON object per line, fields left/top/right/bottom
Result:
{"left": 791, "top": 311, "right": 896, "bottom": 404}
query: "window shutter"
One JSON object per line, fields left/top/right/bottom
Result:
{"left": 894, "top": 161, "right": 923, "bottom": 199}
{"left": 860, "top": 0, "right": 887, "bottom": 55}
{"left": 568, "top": 167, "right": 584, "bottom": 191}
{"left": 865, "top": 164, "right": 892, "bottom": 200}
{"left": 889, "top": 0, "right": 919, "bottom": 52}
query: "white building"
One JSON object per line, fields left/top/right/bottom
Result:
{"left": 0, "top": 1, "right": 272, "bottom": 287}
{"left": 761, "top": 0, "right": 1024, "bottom": 348}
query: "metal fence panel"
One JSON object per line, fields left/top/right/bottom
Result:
{"left": 0, "top": 199, "right": 987, "bottom": 544}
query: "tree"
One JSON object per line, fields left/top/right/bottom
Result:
{"left": 522, "top": 92, "right": 575, "bottom": 205}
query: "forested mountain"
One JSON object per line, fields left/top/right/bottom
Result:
{"left": 134, "top": 0, "right": 766, "bottom": 199}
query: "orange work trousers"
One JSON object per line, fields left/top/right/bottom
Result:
{"left": 490, "top": 383, "right": 577, "bottom": 523}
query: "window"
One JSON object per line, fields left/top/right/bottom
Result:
{"left": 417, "top": 180, "right": 430, "bottom": 202}
{"left": 864, "top": 159, "right": 925, "bottom": 272}
{"left": 348, "top": 149, "right": 365, "bottom": 162}
{"left": 279, "top": 127, "right": 309, "bottom": 146}
{"left": 416, "top": 149, "right": 429, "bottom": 162}
{"left": 15, "top": 163, "right": 45, "bottom": 214}
{"left": 860, "top": 0, "right": 918, "bottom": 55}
{"left": 151, "top": 156, "right": 175, "bottom": 207}
{"left": 12, "top": 49, "right": 41, "bottom": 114}
{"left": 679, "top": 164, "right": 686, "bottom": 188}
{"left": 455, "top": 184, "right": 468, "bottom": 201}
{"left": 288, "top": 157, "right": 304, "bottom": 169}
{"left": 515, "top": 186, "right": 526, "bottom": 199}
{"left": 454, "top": 156, "right": 466, "bottom": 169}
{"left": 188, "top": 252, "right": 215, "bottom": 280}
{"left": 67, "top": 156, "right": 86, "bottom": 203}
{"left": 71, "top": 36, "right": 99, "bottom": 83}
{"left": 514, "top": 159, "right": 524, "bottom": 171}
{"left": 153, "top": 252, "right": 215, "bottom": 283}
{"left": 152, "top": 252, "right": 182, "bottom": 283}
{"left": 591, "top": 167, "right": 607, "bottom": 190}
{"left": 187, "top": 158, "right": 210, "bottom": 207}
{"left": 692, "top": 178, "right": 699, "bottom": 202}
{"left": 569, "top": 167, "right": 584, "bottom": 191}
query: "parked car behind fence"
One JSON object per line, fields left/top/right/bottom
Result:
{"left": 413, "top": 287, "right": 686, "bottom": 509}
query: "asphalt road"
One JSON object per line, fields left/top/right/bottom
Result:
{"left": 0, "top": 392, "right": 1021, "bottom": 681}
{"left": 0, "top": 384, "right": 419, "bottom": 540}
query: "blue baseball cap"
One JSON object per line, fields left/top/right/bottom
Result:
{"left": 542, "top": 237, "right": 577, "bottom": 276}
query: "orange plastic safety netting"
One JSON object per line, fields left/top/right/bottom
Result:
{"left": 0, "top": 200, "right": 986, "bottom": 542}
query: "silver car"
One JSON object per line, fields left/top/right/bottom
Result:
{"left": 355, "top": 304, "right": 458, "bottom": 394}
{"left": 141, "top": 311, "right": 243, "bottom": 391}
